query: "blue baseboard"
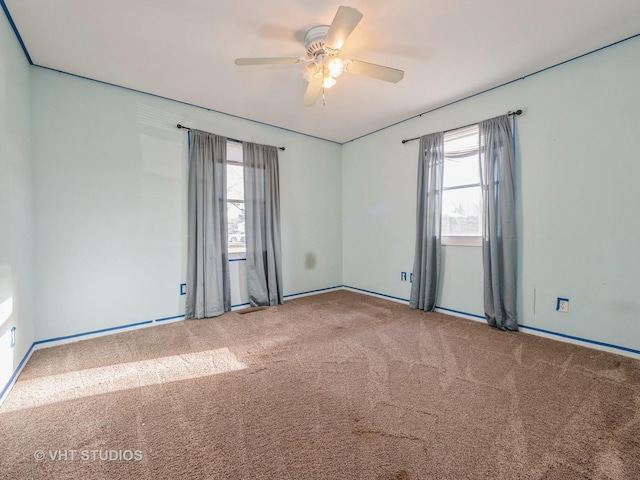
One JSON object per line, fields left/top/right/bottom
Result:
{"left": 518, "top": 324, "right": 640, "bottom": 356}
{"left": 155, "top": 315, "right": 186, "bottom": 323}
{"left": 343, "top": 284, "right": 640, "bottom": 357}
{"left": 343, "top": 285, "right": 410, "bottom": 303}
{"left": 231, "top": 302, "right": 251, "bottom": 309}
{"left": 0, "top": 342, "right": 35, "bottom": 401}
{"left": 284, "top": 285, "right": 342, "bottom": 298}
{"left": 34, "top": 320, "right": 155, "bottom": 346}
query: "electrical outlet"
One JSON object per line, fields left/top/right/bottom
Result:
{"left": 556, "top": 298, "right": 569, "bottom": 313}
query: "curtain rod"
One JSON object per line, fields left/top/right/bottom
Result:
{"left": 177, "top": 124, "right": 285, "bottom": 151}
{"left": 400, "top": 109, "right": 523, "bottom": 145}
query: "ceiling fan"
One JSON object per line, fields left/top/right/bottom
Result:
{"left": 234, "top": 6, "right": 405, "bottom": 107}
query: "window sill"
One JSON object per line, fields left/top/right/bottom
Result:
{"left": 229, "top": 251, "right": 247, "bottom": 261}
{"left": 442, "top": 236, "right": 481, "bottom": 247}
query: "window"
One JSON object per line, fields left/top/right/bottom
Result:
{"left": 442, "top": 124, "right": 482, "bottom": 246}
{"left": 226, "top": 141, "right": 246, "bottom": 258}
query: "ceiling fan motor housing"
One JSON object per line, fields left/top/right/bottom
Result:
{"left": 304, "top": 25, "right": 331, "bottom": 58}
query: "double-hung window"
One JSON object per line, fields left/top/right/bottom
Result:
{"left": 226, "top": 141, "right": 246, "bottom": 258}
{"left": 442, "top": 124, "right": 482, "bottom": 246}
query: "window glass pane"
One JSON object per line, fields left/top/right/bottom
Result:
{"left": 227, "top": 140, "right": 245, "bottom": 258}
{"left": 227, "top": 164, "right": 244, "bottom": 201}
{"left": 442, "top": 186, "right": 482, "bottom": 236}
{"left": 227, "top": 201, "right": 245, "bottom": 256}
{"left": 443, "top": 154, "right": 480, "bottom": 188}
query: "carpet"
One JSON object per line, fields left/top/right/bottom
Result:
{"left": 1, "top": 290, "right": 638, "bottom": 479}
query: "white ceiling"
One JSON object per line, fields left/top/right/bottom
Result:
{"left": 5, "top": 0, "right": 640, "bottom": 143}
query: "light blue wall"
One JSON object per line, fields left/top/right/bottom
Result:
{"left": 31, "top": 68, "right": 342, "bottom": 340}
{"left": 0, "top": 12, "right": 34, "bottom": 391}
{"left": 343, "top": 35, "right": 640, "bottom": 352}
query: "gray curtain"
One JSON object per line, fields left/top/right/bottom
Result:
{"left": 480, "top": 115, "right": 518, "bottom": 331}
{"left": 410, "top": 132, "right": 445, "bottom": 311}
{"left": 185, "top": 130, "right": 230, "bottom": 318}
{"left": 243, "top": 142, "right": 283, "bottom": 306}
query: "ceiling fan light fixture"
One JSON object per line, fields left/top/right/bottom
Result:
{"left": 322, "top": 75, "right": 337, "bottom": 88}
{"left": 327, "top": 58, "right": 345, "bottom": 78}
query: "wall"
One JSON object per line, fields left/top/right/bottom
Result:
{"left": 0, "top": 12, "right": 34, "bottom": 393}
{"left": 343, "top": 35, "right": 640, "bottom": 353}
{"left": 31, "top": 68, "right": 342, "bottom": 340}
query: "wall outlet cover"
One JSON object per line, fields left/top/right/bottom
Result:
{"left": 556, "top": 297, "right": 569, "bottom": 313}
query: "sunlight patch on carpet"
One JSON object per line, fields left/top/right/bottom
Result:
{"left": 0, "top": 348, "right": 246, "bottom": 412}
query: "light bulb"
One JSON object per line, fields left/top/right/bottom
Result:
{"left": 327, "top": 58, "right": 344, "bottom": 78}
{"left": 322, "top": 75, "right": 337, "bottom": 88}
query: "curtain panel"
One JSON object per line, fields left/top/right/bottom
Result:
{"left": 480, "top": 115, "right": 518, "bottom": 331}
{"left": 410, "top": 132, "right": 445, "bottom": 311}
{"left": 185, "top": 130, "right": 231, "bottom": 318}
{"left": 243, "top": 142, "right": 283, "bottom": 306}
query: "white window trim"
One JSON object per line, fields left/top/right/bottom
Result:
{"left": 442, "top": 235, "right": 482, "bottom": 247}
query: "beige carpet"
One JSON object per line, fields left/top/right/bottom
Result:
{"left": 1, "top": 290, "right": 639, "bottom": 479}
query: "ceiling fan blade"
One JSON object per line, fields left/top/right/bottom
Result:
{"left": 234, "top": 57, "right": 304, "bottom": 66}
{"left": 303, "top": 74, "right": 323, "bottom": 107}
{"left": 344, "top": 60, "right": 405, "bottom": 83}
{"left": 324, "top": 6, "right": 363, "bottom": 51}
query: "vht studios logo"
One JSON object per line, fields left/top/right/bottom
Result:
{"left": 34, "top": 449, "right": 143, "bottom": 462}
